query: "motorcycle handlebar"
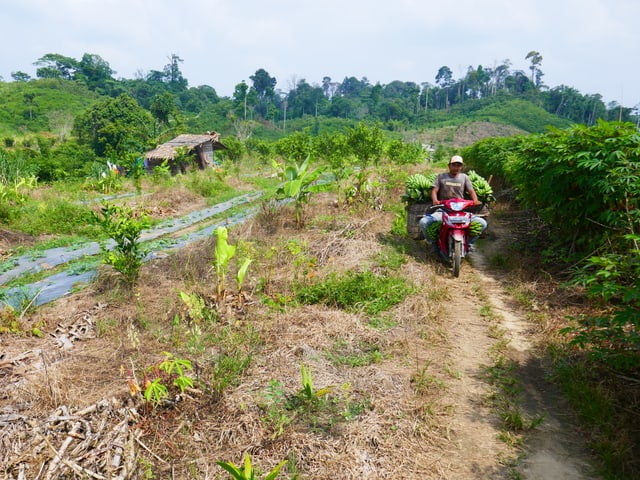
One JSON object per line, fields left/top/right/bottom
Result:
{"left": 428, "top": 198, "right": 477, "bottom": 213}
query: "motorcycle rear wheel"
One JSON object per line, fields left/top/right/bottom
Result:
{"left": 452, "top": 240, "right": 462, "bottom": 277}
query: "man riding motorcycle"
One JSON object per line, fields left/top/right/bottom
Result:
{"left": 418, "top": 155, "right": 488, "bottom": 252}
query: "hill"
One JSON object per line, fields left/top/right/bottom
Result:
{"left": 0, "top": 79, "right": 101, "bottom": 139}
{"left": 1, "top": 78, "right": 576, "bottom": 149}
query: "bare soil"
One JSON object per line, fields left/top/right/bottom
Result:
{"left": 0, "top": 190, "right": 601, "bottom": 479}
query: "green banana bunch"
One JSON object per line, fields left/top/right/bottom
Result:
{"left": 466, "top": 170, "right": 495, "bottom": 204}
{"left": 427, "top": 221, "right": 441, "bottom": 240}
{"left": 402, "top": 173, "right": 437, "bottom": 203}
{"left": 428, "top": 220, "right": 482, "bottom": 241}
{"left": 469, "top": 220, "right": 483, "bottom": 237}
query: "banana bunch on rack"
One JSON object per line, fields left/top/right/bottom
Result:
{"left": 402, "top": 173, "right": 437, "bottom": 203}
{"left": 466, "top": 170, "right": 495, "bottom": 204}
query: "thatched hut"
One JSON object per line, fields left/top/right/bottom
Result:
{"left": 144, "top": 132, "right": 227, "bottom": 174}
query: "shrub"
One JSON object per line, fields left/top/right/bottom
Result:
{"left": 91, "top": 202, "right": 150, "bottom": 287}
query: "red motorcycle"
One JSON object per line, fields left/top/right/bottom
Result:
{"left": 427, "top": 198, "right": 478, "bottom": 277}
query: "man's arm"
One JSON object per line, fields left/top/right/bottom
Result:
{"left": 464, "top": 175, "right": 481, "bottom": 205}
{"left": 431, "top": 185, "right": 440, "bottom": 204}
{"left": 468, "top": 186, "right": 480, "bottom": 205}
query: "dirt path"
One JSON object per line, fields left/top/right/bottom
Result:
{"left": 432, "top": 221, "right": 602, "bottom": 479}
{"left": 437, "top": 268, "right": 511, "bottom": 479}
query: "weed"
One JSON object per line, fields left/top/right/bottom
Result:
{"left": 260, "top": 380, "right": 293, "bottom": 438}
{"left": 179, "top": 290, "right": 216, "bottom": 325}
{"left": 479, "top": 305, "right": 494, "bottom": 318}
{"left": 95, "top": 317, "right": 119, "bottom": 337}
{"left": 444, "top": 364, "right": 462, "bottom": 379}
{"left": 484, "top": 356, "right": 545, "bottom": 438}
{"left": 412, "top": 361, "right": 446, "bottom": 395}
{"left": 368, "top": 315, "right": 398, "bottom": 331}
{"left": 286, "top": 239, "right": 316, "bottom": 284}
{"left": 209, "top": 350, "right": 252, "bottom": 397}
{"left": 488, "top": 252, "right": 514, "bottom": 270}
{"left": 205, "top": 324, "right": 258, "bottom": 398}
{"left": 16, "top": 197, "right": 97, "bottom": 237}
{"left": 138, "top": 457, "right": 156, "bottom": 479}
{"left": 0, "top": 305, "right": 21, "bottom": 334}
{"left": 295, "top": 269, "right": 414, "bottom": 315}
{"left": 150, "top": 159, "right": 172, "bottom": 184}
{"left": 391, "top": 211, "right": 408, "bottom": 236}
{"left": 217, "top": 452, "right": 288, "bottom": 480}
{"left": 374, "top": 246, "right": 406, "bottom": 270}
{"left": 326, "top": 339, "right": 384, "bottom": 367}
{"left": 342, "top": 395, "right": 372, "bottom": 420}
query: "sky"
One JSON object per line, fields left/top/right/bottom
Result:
{"left": 2, "top": 0, "right": 639, "bottom": 108}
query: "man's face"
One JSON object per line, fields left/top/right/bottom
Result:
{"left": 448, "top": 162, "right": 463, "bottom": 175}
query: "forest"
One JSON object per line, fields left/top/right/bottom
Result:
{"left": 2, "top": 51, "right": 637, "bottom": 139}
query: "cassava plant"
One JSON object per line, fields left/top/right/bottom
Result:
{"left": 136, "top": 353, "right": 194, "bottom": 408}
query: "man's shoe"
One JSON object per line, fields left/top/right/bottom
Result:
{"left": 468, "top": 244, "right": 476, "bottom": 253}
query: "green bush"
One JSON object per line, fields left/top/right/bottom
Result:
{"left": 563, "top": 236, "right": 640, "bottom": 370}
{"left": 504, "top": 120, "right": 640, "bottom": 253}
{"left": 91, "top": 201, "right": 150, "bottom": 287}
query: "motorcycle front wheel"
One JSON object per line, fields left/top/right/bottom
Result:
{"left": 452, "top": 240, "right": 462, "bottom": 277}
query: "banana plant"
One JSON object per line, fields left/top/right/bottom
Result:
{"left": 300, "top": 363, "right": 333, "bottom": 403}
{"left": 214, "top": 226, "right": 236, "bottom": 302}
{"left": 235, "top": 258, "right": 253, "bottom": 308}
{"left": 273, "top": 156, "right": 330, "bottom": 228}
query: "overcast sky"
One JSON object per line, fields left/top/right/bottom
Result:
{"left": 2, "top": 0, "right": 639, "bottom": 108}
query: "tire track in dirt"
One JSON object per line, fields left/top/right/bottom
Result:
{"left": 474, "top": 260, "right": 599, "bottom": 480}
{"left": 434, "top": 261, "right": 512, "bottom": 479}
{"left": 447, "top": 234, "right": 602, "bottom": 479}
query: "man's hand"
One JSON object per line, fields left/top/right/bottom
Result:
{"left": 473, "top": 199, "right": 481, "bottom": 206}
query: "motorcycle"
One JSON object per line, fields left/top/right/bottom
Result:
{"left": 426, "top": 198, "right": 478, "bottom": 277}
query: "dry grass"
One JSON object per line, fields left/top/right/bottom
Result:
{"left": 1, "top": 187, "right": 465, "bottom": 479}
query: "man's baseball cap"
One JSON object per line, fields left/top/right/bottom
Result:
{"left": 449, "top": 155, "right": 464, "bottom": 164}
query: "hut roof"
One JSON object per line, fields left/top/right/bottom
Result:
{"left": 145, "top": 132, "right": 227, "bottom": 160}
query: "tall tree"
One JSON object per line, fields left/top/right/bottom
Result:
{"left": 23, "top": 93, "right": 37, "bottom": 120}
{"left": 435, "top": 66, "right": 454, "bottom": 109}
{"left": 489, "top": 59, "right": 512, "bottom": 95}
{"left": 74, "top": 94, "right": 154, "bottom": 157}
{"left": 249, "top": 68, "right": 277, "bottom": 118}
{"left": 525, "top": 51, "right": 543, "bottom": 87}
{"left": 163, "top": 54, "right": 188, "bottom": 92}
{"left": 435, "top": 66, "right": 453, "bottom": 88}
{"left": 33, "top": 53, "right": 78, "bottom": 79}
{"left": 338, "top": 76, "right": 370, "bottom": 99}
{"left": 11, "top": 71, "right": 31, "bottom": 82}
{"left": 76, "top": 53, "right": 115, "bottom": 93}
